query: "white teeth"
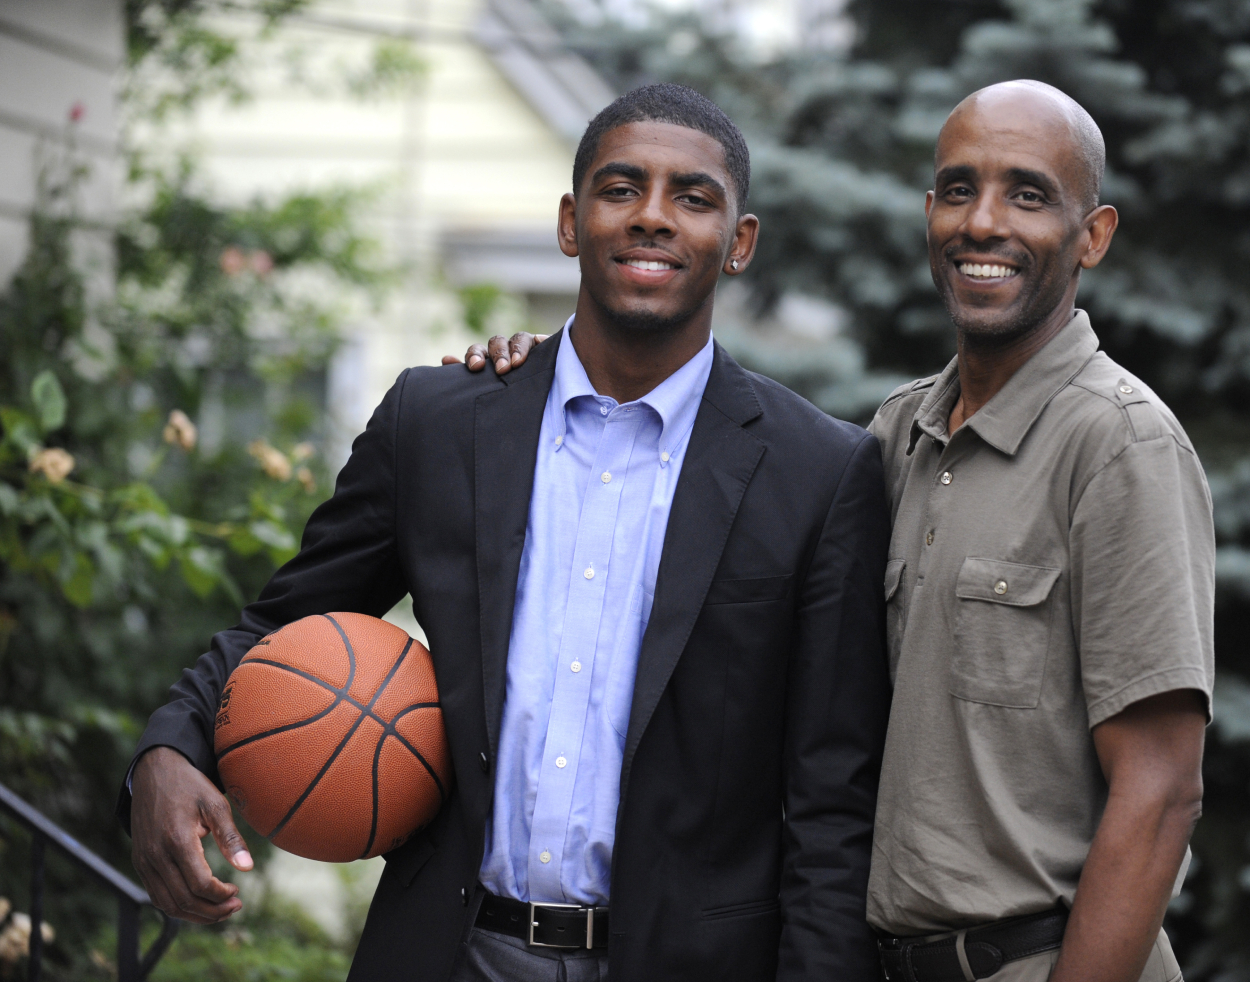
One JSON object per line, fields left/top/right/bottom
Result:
{"left": 623, "top": 259, "right": 677, "bottom": 271}
{"left": 958, "top": 262, "right": 1017, "bottom": 279}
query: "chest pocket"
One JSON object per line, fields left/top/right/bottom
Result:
{"left": 951, "top": 558, "right": 1061, "bottom": 708}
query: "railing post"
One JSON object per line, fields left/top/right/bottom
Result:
{"left": 117, "top": 898, "right": 140, "bottom": 982}
{"left": 0, "top": 782, "right": 178, "bottom": 980}
{"left": 28, "top": 831, "right": 44, "bottom": 982}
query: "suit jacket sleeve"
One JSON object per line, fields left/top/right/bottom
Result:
{"left": 777, "top": 431, "right": 891, "bottom": 980}
{"left": 116, "top": 371, "right": 411, "bottom": 832}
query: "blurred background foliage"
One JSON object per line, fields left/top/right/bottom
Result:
{"left": 0, "top": 1, "right": 390, "bottom": 977}
{"left": 2, "top": 0, "right": 1249, "bottom": 979}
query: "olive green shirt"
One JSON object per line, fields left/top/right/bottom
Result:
{"left": 865, "top": 310, "right": 1215, "bottom": 936}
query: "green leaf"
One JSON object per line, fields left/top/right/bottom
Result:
{"left": 30, "top": 370, "right": 67, "bottom": 432}
{"left": 0, "top": 482, "right": 19, "bottom": 516}
{"left": 249, "top": 519, "right": 296, "bottom": 552}
{"left": 0, "top": 407, "right": 41, "bottom": 455}
{"left": 60, "top": 552, "right": 95, "bottom": 608}
{"left": 179, "top": 545, "right": 223, "bottom": 598}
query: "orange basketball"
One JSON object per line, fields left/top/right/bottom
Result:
{"left": 213, "top": 612, "right": 451, "bottom": 862}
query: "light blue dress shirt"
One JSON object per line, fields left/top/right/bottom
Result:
{"left": 478, "top": 319, "right": 714, "bottom": 906}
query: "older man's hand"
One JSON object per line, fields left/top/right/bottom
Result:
{"left": 442, "top": 332, "right": 548, "bottom": 375}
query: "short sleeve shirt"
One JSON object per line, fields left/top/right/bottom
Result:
{"left": 865, "top": 310, "right": 1215, "bottom": 936}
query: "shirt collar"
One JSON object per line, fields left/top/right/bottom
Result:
{"left": 909, "top": 309, "right": 1101, "bottom": 456}
{"left": 551, "top": 315, "right": 715, "bottom": 465}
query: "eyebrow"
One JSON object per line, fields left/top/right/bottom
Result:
{"left": 670, "top": 171, "right": 726, "bottom": 200}
{"left": 935, "top": 164, "right": 1062, "bottom": 198}
{"left": 591, "top": 162, "right": 648, "bottom": 185}
{"left": 934, "top": 164, "right": 976, "bottom": 188}
{"left": 1004, "top": 167, "right": 1060, "bottom": 197}
{"left": 591, "top": 162, "right": 727, "bottom": 201}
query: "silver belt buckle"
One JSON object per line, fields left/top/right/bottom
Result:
{"left": 527, "top": 901, "right": 590, "bottom": 949}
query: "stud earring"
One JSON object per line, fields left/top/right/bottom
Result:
{"left": 731, "top": 259, "right": 739, "bottom": 270}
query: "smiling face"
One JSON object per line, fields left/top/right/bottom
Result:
{"left": 926, "top": 86, "right": 1109, "bottom": 345}
{"left": 559, "top": 121, "right": 757, "bottom": 336}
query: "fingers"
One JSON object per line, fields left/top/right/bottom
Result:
{"left": 129, "top": 747, "right": 248, "bottom": 924}
{"left": 487, "top": 335, "right": 511, "bottom": 374}
{"left": 508, "top": 333, "right": 536, "bottom": 368}
{"left": 134, "top": 828, "right": 241, "bottom": 924}
{"left": 204, "top": 793, "right": 253, "bottom": 871}
{"left": 464, "top": 344, "right": 488, "bottom": 372}
{"left": 458, "top": 332, "right": 545, "bottom": 374}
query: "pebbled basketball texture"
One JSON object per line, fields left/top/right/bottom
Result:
{"left": 213, "top": 612, "right": 451, "bottom": 862}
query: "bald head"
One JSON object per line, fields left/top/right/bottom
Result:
{"left": 940, "top": 80, "right": 1105, "bottom": 213}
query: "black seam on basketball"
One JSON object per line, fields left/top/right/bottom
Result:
{"left": 267, "top": 706, "right": 372, "bottom": 842}
{"left": 244, "top": 657, "right": 371, "bottom": 714}
{"left": 350, "top": 638, "right": 409, "bottom": 859}
{"left": 322, "top": 614, "right": 357, "bottom": 693}
{"left": 217, "top": 697, "right": 343, "bottom": 760}
{"left": 363, "top": 729, "right": 385, "bottom": 859}
{"left": 388, "top": 729, "right": 447, "bottom": 803}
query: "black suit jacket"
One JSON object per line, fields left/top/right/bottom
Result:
{"left": 119, "top": 333, "right": 892, "bottom": 981}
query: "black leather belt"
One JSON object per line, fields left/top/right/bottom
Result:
{"left": 475, "top": 891, "right": 609, "bottom": 950}
{"left": 878, "top": 907, "right": 1068, "bottom": 982}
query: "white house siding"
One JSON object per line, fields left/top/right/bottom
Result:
{"left": 0, "top": 0, "right": 123, "bottom": 287}
{"left": 155, "top": 0, "right": 610, "bottom": 460}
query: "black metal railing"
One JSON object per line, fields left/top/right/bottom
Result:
{"left": 0, "top": 781, "right": 179, "bottom": 981}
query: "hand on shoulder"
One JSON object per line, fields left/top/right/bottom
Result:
{"left": 441, "top": 332, "right": 548, "bottom": 375}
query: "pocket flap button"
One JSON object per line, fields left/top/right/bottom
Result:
{"left": 994, "top": 580, "right": 1008, "bottom": 595}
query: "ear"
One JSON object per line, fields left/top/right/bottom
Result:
{"left": 924, "top": 189, "right": 935, "bottom": 220}
{"left": 1079, "top": 205, "right": 1118, "bottom": 270}
{"left": 723, "top": 212, "right": 760, "bottom": 275}
{"left": 558, "top": 193, "right": 578, "bottom": 258}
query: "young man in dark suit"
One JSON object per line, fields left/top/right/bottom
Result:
{"left": 120, "top": 84, "right": 892, "bottom": 982}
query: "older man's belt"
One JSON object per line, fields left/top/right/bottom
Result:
{"left": 878, "top": 907, "right": 1068, "bottom": 982}
{"left": 475, "top": 890, "right": 609, "bottom": 949}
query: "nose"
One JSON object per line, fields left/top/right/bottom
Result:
{"left": 962, "top": 190, "right": 1010, "bottom": 243}
{"left": 630, "top": 185, "right": 674, "bottom": 238}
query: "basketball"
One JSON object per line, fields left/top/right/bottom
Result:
{"left": 213, "top": 612, "right": 451, "bottom": 862}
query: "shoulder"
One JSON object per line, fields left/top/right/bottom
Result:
{"left": 1063, "top": 352, "right": 1196, "bottom": 456}
{"left": 743, "top": 368, "right": 873, "bottom": 454}
{"left": 871, "top": 374, "right": 938, "bottom": 431}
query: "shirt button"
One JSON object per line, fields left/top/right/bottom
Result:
{"left": 940, "top": 471, "right": 953, "bottom": 485}
{"left": 554, "top": 435, "right": 563, "bottom": 446}
{"left": 926, "top": 530, "right": 934, "bottom": 546}
{"left": 583, "top": 567, "right": 595, "bottom": 580}
{"left": 661, "top": 451, "right": 670, "bottom": 462}
{"left": 994, "top": 580, "right": 1008, "bottom": 595}
{"left": 600, "top": 405, "right": 608, "bottom": 416}
{"left": 540, "top": 850, "right": 551, "bottom": 864}
{"left": 556, "top": 756, "right": 567, "bottom": 768}
{"left": 1119, "top": 384, "right": 1134, "bottom": 394}
{"left": 601, "top": 471, "right": 611, "bottom": 484}
{"left": 570, "top": 661, "right": 582, "bottom": 673}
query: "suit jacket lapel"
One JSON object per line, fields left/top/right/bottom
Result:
{"left": 617, "top": 343, "right": 764, "bottom": 809}
{"left": 475, "top": 331, "right": 562, "bottom": 756}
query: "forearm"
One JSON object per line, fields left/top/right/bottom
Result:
{"left": 1051, "top": 695, "right": 1205, "bottom": 982}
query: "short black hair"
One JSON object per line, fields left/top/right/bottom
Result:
{"left": 572, "top": 83, "right": 751, "bottom": 211}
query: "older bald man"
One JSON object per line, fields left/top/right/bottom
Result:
{"left": 866, "top": 81, "right": 1211, "bottom": 982}
{"left": 459, "top": 80, "right": 1213, "bottom": 982}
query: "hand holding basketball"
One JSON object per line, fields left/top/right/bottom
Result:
{"left": 130, "top": 747, "right": 253, "bottom": 924}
